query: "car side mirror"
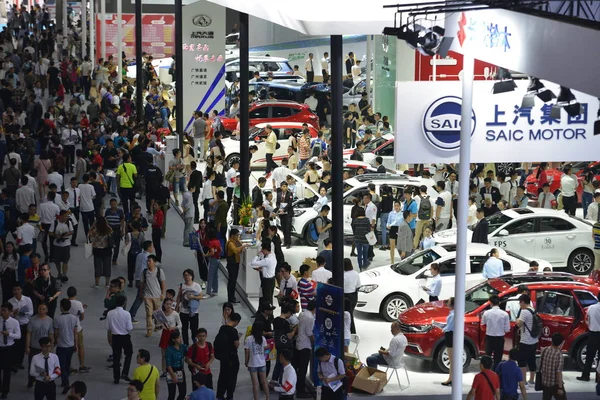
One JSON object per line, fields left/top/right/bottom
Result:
{"left": 498, "top": 229, "right": 509, "bottom": 237}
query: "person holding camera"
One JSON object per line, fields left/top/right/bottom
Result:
{"left": 32, "top": 264, "right": 62, "bottom": 318}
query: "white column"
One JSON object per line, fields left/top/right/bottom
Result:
{"left": 432, "top": 55, "right": 437, "bottom": 81}
{"left": 90, "top": 0, "right": 95, "bottom": 70}
{"left": 366, "top": 34, "right": 371, "bottom": 101}
{"left": 62, "top": 0, "right": 67, "bottom": 40}
{"left": 117, "top": 0, "right": 122, "bottom": 83}
{"left": 451, "top": 52, "right": 474, "bottom": 400}
{"left": 81, "top": 0, "right": 87, "bottom": 60}
{"left": 100, "top": 0, "right": 106, "bottom": 60}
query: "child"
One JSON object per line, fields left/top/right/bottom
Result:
{"left": 185, "top": 328, "right": 215, "bottom": 389}
{"left": 166, "top": 288, "right": 177, "bottom": 310}
{"left": 159, "top": 298, "right": 181, "bottom": 376}
{"left": 420, "top": 226, "right": 436, "bottom": 250}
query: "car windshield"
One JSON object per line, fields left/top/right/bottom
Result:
{"left": 504, "top": 249, "right": 531, "bottom": 264}
{"left": 468, "top": 212, "right": 513, "bottom": 234}
{"left": 465, "top": 283, "right": 500, "bottom": 313}
{"left": 362, "top": 137, "right": 386, "bottom": 153}
{"left": 391, "top": 249, "right": 442, "bottom": 275}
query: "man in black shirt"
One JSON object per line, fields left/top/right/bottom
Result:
{"left": 343, "top": 112, "right": 355, "bottom": 148}
{"left": 188, "top": 161, "right": 203, "bottom": 223}
{"left": 358, "top": 92, "right": 370, "bottom": 117}
{"left": 101, "top": 139, "right": 119, "bottom": 196}
{"left": 350, "top": 142, "right": 365, "bottom": 162}
{"left": 272, "top": 303, "right": 297, "bottom": 382}
{"left": 254, "top": 302, "right": 275, "bottom": 374}
{"left": 47, "top": 60, "right": 60, "bottom": 94}
{"left": 216, "top": 312, "right": 241, "bottom": 400}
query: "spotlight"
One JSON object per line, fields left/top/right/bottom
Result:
{"left": 383, "top": 23, "right": 452, "bottom": 57}
{"left": 493, "top": 68, "right": 517, "bottom": 94}
{"left": 552, "top": 86, "right": 582, "bottom": 118}
{"left": 522, "top": 77, "right": 556, "bottom": 107}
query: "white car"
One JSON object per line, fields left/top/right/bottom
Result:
{"left": 356, "top": 243, "right": 552, "bottom": 321}
{"left": 216, "top": 122, "right": 317, "bottom": 169}
{"left": 126, "top": 57, "right": 172, "bottom": 80}
{"left": 434, "top": 208, "right": 595, "bottom": 275}
{"left": 290, "top": 174, "right": 439, "bottom": 245}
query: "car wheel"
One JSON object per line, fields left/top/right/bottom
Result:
{"left": 435, "top": 345, "right": 471, "bottom": 374}
{"left": 576, "top": 341, "right": 598, "bottom": 371}
{"left": 568, "top": 249, "right": 594, "bottom": 275}
{"left": 380, "top": 294, "right": 413, "bottom": 322}
{"left": 304, "top": 219, "right": 319, "bottom": 247}
{"left": 225, "top": 153, "right": 241, "bottom": 170}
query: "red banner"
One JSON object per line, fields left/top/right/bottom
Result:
{"left": 95, "top": 13, "right": 175, "bottom": 61}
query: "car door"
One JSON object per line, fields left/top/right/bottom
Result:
{"left": 436, "top": 257, "right": 457, "bottom": 300}
{"left": 537, "top": 216, "right": 577, "bottom": 265}
{"left": 249, "top": 105, "right": 269, "bottom": 126}
{"left": 493, "top": 217, "right": 537, "bottom": 259}
{"left": 343, "top": 188, "right": 369, "bottom": 235}
{"left": 535, "top": 290, "right": 576, "bottom": 350}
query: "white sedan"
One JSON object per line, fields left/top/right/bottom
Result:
{"left": 356, "top": 243, "right": 552, "bottom": 321}
{"left": 435, "top": 208, "right": 595, "bottom": 275}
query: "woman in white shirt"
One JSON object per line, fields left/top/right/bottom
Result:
{"left": 177, "top": 269, "right": 202, "bottom": 346}
{"left": 482, "top": 248, "right": 504, "bottom": 279}
{"left": 201, "top": 170, "right": 216, "bottom": 222}
{"left": 312, "top": 186, "right": 328, "bottom": 213}
{"left": 467, "top": 197, "right": 478, "bottom": 226}
{"left": 244, "top": 321, "right": 270, "bottom": 400}
{"left": 158, "top": 298, "right": 182, "bottom": 377}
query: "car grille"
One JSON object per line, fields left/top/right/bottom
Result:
{"left": 398, "top": 322, "right": 413, "bottom": 333}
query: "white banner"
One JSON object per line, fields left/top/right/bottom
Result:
{"left": 394, "top": 80, "right": 599, "bottom": 164}
{"left": 182, "top": 0, "right": 226, "bottom": 132}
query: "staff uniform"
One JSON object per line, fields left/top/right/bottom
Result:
{"left": 0, "top": 316, "right": 21, "bottom": 397}
{"left": 9, "top": 295, "right": 33, "bottom": 368}
{"left": 274, "top": 363, "right": 297, "bottom": 399}
{"left": 481, "top": 305, "right": 510, "bottom": 367}
{"left": 106, "top": 306, "right": 133, "bottom": 383}
{"left": 482, "top": 257, "right": 504, "bottom": 279}
{"left": 251, "top": 253, "right": 277, "bottom": 303}
{"left": 581, "top": 302, "right": 600, "bottom": 379}
{"left": 424, "top": 274, "right": 442, "bottom": 302}
{"left": 30, "top": 351, "right": 61, "bottom": 400}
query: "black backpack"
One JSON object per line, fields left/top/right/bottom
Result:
{"left": 101, "top": 93, "right": 112, "bottom": 113}
{"left": 213, "top": 327, "right": 232, "bottom": 361}
{"left": 418, "top": 196, "right": 432, "bottom": 220}
{"left": 274, "top": 318, "right": 293, "bottom": 350}
{"left": 523, "top": 308, "right": 543, "bottom": 338}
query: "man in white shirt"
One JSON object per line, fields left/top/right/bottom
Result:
{"left": 67, "top": 178, "right": 81, "bottom": 246}
{"left": 295, "top": 301, "right": 315, "bottom": 397}
{"left": 106, "top": 295, "right": 133, "bottom": 384}
{"left": 29, "top": 336, "right": 61, "bottom": 398}
{"left": 498, "top": 172, "right": 512, "bottom": 206}
{"left": 351, "top": 60, "right": 362, "bottom": 85}
{"left": 38, "top": 192, "right": 60, "bottom": 263}
{"left": 251, "top": 242, "right": 278, "bottom": 304}
{"left": 272, "top": 158, "right": 291, "bottom": 191}
{"left": 537, "top": 183, "right": 556, "bottom": 209}
{"left": 366, "top": 321, "right": 408, "bottom": 368}
{"left": 304, "top": 53, "right": 315, "bottom": 83}
{"left": 586, "top": 192, "right": 600, "bottom": 223}
{"left": 61, "top": 121, "right": 79, "bottom": 174}
{"left": 271, "top": 349, "right": 297, "bottom": 398}
{"left": 0, "top": 302, "right": 21, "bottom": 397}
{"left": 225, "top": 161, "right": 239, "bottom": 207}
{"left": 78, "top": 174, "right": 96, "bottom": 237}
{"left": 311, "top": 256, "right": 332, "bottom": 284}
{"left": 303, "top": 92, "right": 318, "bottom": 112}
{"left": 9, "top": 284, "right": 33, "bottom": 370}
{"left": 16, "top": 217, "right": 35, "bottom": 247}
{"left": 481, "top": 295, "right": 510, "bottom": 367}
{"left": 434, "top": 181, "right": 453, "bottom": 231}
{"left": 16, "top": 176, "right": 35, "bottom": 214}
{"left": 446, "top": 172, "right": 459, "bottom": 219}
{"left": 560, "top": 165, "right": 578, "bottom": 216}
{"left": 320, "top": 52, "right": 330, "bottom": 83}
{"left": 47, "top": 169, "right": 64, "bottom": 191}
{"left": 577, "top": 294, "right": 600, "bottom": 381}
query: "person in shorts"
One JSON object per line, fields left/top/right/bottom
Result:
{"left": 516, "top": 294, "right": 538, "bottom": 387}
{"left": 244, "top": 320, "right": 269, "bottom": 400}
{"left": 49, "top": 210, "right": 74, "bottom": 282}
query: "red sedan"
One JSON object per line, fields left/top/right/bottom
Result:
{"left": 221, "top": 100, "right": 319, "bottom": 132}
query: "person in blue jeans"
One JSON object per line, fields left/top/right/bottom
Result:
{"left": 379, "top": 185, "right": 394, "bottom": 251}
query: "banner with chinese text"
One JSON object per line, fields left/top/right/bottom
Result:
{"left": 395, "top": 80, "right": 600, "bottom": 163}
{"left": 182, "top": 0, "right": 226, "bottom": 133}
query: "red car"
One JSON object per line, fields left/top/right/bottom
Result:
{"left": 221, "top": 100, "right": 319, "bottom": 132}
{"left": 398, "top": 273, "right": 600, "bottom": 372}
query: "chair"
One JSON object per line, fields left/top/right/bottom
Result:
{"left": 381, "top": 356, "right": 410, "bottom": 390}
{"left": 349, "top": 333, "right": 361, "bottom": 359}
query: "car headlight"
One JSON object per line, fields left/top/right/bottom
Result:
{"left": 358, "top": 284, "right": 378, "bottom": 293}
{"left": 404, "top": 324, "right": 432, "bottom": 333}
{"left": 293, "top": 209, "right": 306, "bottom": 217}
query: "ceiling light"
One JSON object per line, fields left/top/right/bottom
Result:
{"left": 522, "top": 77, "right": 556, "bottom": 107}
{"left": 493, "top": 68, "right": 517, "bottom": 94}
{"left": 552, "top": 86, "right": 582, "bottom": 118}
{"left": 383, "top": 22, "right": 452, "bottom": 57}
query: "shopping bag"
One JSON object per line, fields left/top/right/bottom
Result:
{"left": 189, "top": 232, "right": 201, "bottom": 251}
{"left": 365, "top": 231, "right": 377, "bottom": 246}
{"left": 120, "top": 238, "right": 131, "bottom": 256}
{"left": 84, "top": 240, "right": 93, "bottom": 259}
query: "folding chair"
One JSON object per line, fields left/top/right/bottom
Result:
{"left": 349, "top": 333, "right": 361, "bottom": 360}
{"left": 381, "top": 357, "right": 410, "bottom": 390}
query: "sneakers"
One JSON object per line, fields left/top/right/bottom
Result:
{"left": 90, "top": 284, "right": 100, "bottom": 289}
{"left": 131, "top": 319, "right": 139, "bottom": 324}
{"left": 576, "top": 375, "right": 590, "bottom": 382}
{"left": 79, "top": 366, "right": 91, "bottom": 373}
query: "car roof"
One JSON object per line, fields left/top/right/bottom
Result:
{"left": 227, "top": 56, "right": 290, "bottom": 63}
{"left": 346, "top": 174, "right": 414, "bottom": 185}
{"left": 252, "top": 100, "right": 305, "bottom": 107}
{"left": 254, "top": 122, "right": 310, "bottom": 129}
{"left": 487, "top": 273, "right": 598, "bottom": 293}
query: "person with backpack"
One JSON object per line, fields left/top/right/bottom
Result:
{"left": 495, "top": 348, "right": 528, "bottom": 400}
{"left": 214, "top": 312, "right": 241, "bottom": 400}
{"left": 466, "top": 355, "right": 501, "bottom": 400}
{"left": 48, "top": 210, "right": 74, "bottom": 282}
{"left": 185, "top": 328, "right": 215, "bottom": 390}
{"left": 141, "top": 255, "right": 166, "bottom": 338}
{"left": 517, "top": 294, "right": 541, "bottom": 387}
{"left": 315, "top": 347, "right": 346, "bottom": 400}
{"left": 413, "top": 185, "right": 432, "bottom": 248}
{"left": 125, "top": 221, "right": 145, "bottom": 288}
{"left": 310, "top": 131, "right": 326, "bottom": 159}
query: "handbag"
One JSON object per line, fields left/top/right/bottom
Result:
{"left": 365, "top": 231, "right": 377, "bottom": 246}
{"left": 84, "top": 239, "right": 93, "bottom": 259}
{"left": 120, "top": 236, "right": 131, "bottom": 256}
{"left": 165, "top": 169, "right": 175, "bottom": 182}
{"left": 534, "top": 371, "right": 543, "bottom": 391}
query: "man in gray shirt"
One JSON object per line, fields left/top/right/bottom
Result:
{"left": 26, "top": 303, "right": 54, "bottom": 387}
{"left": 192, "top": 111, "right": 207, "bottom": 161}
{"left": 141, "top": 255, "right": 165, "bottom": 337}
{"left": 54, "top": 299, "right": 79, "bottom": 394}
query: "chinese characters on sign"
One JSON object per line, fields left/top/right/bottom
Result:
{"left": 183, "top": 43, "right": 224, "bottom": 86}
{"left": 312, "top": 283, "right": 343, "bottom": 386}
{"left": 457, "top": 11, "right": 512, "bottom": 53}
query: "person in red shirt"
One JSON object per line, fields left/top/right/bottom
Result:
{"left": 467, "top": 355, "right": 501, "bottom": 400}
{"left": 184, "top": 328, "right": 215, "bottom": 389}
{"left": 24, "top": 253, "right": 41, "bottom": 297}
{"left": 151, "top": 201, "right": 164, "bottom": 262}
{"left": 206, "top": 230, "right": 222, "bottom": 297}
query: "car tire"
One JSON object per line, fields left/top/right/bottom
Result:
{"left": 575, "top": 340, "right": 598, "bottom": 371}
{"left": 303, "top": 219, "right": 319, "bottom": 247}
{"left": 567, "top": 249, "right": 594, "bottom": 275}
{"left": 380, "top": 294, "right": 413, "bottom": 322}
{"left": 434, "top": 345, "right": 471, "bottom": 374}
{"left": 225, "top": 153, "right": 241, "bottom": 170}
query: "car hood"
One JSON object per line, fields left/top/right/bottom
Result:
{"left": 360, "top": 264, "right": 395, "bottom": 284}
{"left": 434, "top": 228, "right": 473, "bottom": 243}
{"left": 399, "top": 302, "right": 450, "bottom": 325}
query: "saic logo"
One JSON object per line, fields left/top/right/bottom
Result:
{"left": 422, "top": 96, "right": 476, "bottom": 151}
{"left": 192, "top": 14, "right": 212, "bottom": 27}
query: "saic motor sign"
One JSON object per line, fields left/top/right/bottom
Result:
{"left": 397, "top": 80, "right": 599, "bottom": 163}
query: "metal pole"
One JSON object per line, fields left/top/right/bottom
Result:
{"left": 432, "top": 55, "right": 437, "bottom": 81}
{"left": 135, "top": 0, "right": 143, "bottom": 122}
{"left": 117, "top": 0, "right": 123, "bottom": 84}
{"left": 239, "top": 12, "right": 250, "bottom": 200}
{"left": 62, "top": 0, "right": 67, "bottom": 44}
{"left": 174, "top": 0, "right": 183, "bottom": 149}
{"left": 90, "top": 0, "right": 95, "bottom": 70}
{"left": 100, "top": 0, "right": 106, "bottom": 60}
{"left": 81, "top": 0, "right": 87, "bottom": 59}
{"left": 451, "top": 52, "right": 474, "bottom": 400}
{"left": 366, "top": 35, "right": 371, "bottom": 102}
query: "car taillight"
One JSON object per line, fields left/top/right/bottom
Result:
{"left": 286, "top": 71, "right": 293, "bottom": 75}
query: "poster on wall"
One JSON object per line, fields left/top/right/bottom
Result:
{"left": 312, "top": 283, "right": 343, "bottom": 386}
{"left": 95, "top": 13, "right": 175, "bottom": 60}
{"left": 182, "top": 0, "right": 226, "bottom": 132}
{"left": 395, "top": 80, "right": 600, "bottom": 164}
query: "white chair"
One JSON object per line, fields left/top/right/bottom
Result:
{"left": 349, "top": 333, "right": 361, "bottom": 359}
{"left": 381, "top": 356, "right": 410, "bottom": 390}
